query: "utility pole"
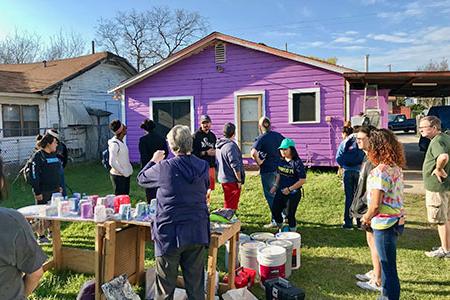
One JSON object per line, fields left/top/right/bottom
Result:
{"left": 365, "top": 54, "right": 369, "bottom": 72}
{"left": 387, "top": 64, "right": 392, "bottom": 72}
{"left": 285, "top": 42, "right": 288, "bottom": 52}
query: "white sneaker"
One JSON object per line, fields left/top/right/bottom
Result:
{"left": 263, "top": 221, "right": 277, "bottom": 229}
{"left": 356, "top": 279, "right": 382, "bottom": 292}
{"left": 355, "top": 270, "right": 373, "bottom": 281}
{"left": 425, "top": 247, "right": 449, "bottom": 258}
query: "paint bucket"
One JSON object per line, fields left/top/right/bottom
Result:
{"left": 275, "top": 232, "right": 301, "bottom": 270}
{"left": 225, "top": 233, "right": 251, "bottom": 267}
{"left": 257, "top": 245, "right": 286, "bottom": 284}
{"left": 239, "top": 241, "right": 265, "bottom": 277}
{"left": 250, "top": 232, "right": 275, "bottom": 243}
{"left": 267, "top": 239, "right": 293, "bottom": 278}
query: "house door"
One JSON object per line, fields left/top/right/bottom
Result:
{"left": 152, "top": 100, "right": 191, "bottom": 137}
{"left": 237, "top": 94, "right": 263, "bottom": 155}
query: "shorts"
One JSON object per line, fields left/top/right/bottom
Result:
{"left": 208, "top": 167, "right": 216, "bottom": 190}
{"left": 222, "top": 182, "right": 241, "bottom": 210}
{"left": 425, "top": 190, "right": 450, "bottom": 224}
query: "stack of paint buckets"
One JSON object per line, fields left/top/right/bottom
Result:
{"left": 237, "top": 231, "right": 302, "bottom": 285}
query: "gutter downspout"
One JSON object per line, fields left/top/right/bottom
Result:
{"left": 55, "top": 84, "right": 63, "bottom": 137}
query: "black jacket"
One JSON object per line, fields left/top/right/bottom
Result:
{"left": 350, "top": 157, "right": 374, "bottom": 218}
{"left": 139, "top": 132, "right": 168, "bottom": 167}
{"left": 192, "top": 129, "right": 217, "bottom": 167}
{"left": 56, "top": 142, "right": 68, "bottom": 168}
{"left": 29, "top": 150, "right": 62, "bottom": 195}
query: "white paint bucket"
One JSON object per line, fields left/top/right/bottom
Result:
{"left": 250, "top": 232, "right": 275, "bottom": 243}
{"left": 275, "top": 232, "right": 301, "bottom": 269}
{"left": 267, "top": 239, "right": 293, "bottom": 278}
{"left": 257, "top": 245, "right": 286, "bottom": 283}
{"left": 225, "top": 233, "right": 251, "bottom": 267}
{"left": 239, "top": 240, "right": 265, "bottom": 276}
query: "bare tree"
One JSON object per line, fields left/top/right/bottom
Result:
{"left": 44, "top": 29, "right": 87, "bottom": 60}
{"left": 417, "top": 57, "right": 449, "bottom": 108}
{"left": 0, "top": 29, "right": 41, "bottom": 63}
{"left": 96, "top": 6, "right": 208, "bottom": 71}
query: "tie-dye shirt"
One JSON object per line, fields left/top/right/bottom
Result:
{"left": 367, "top": 164, "right": 404, "bottom": 230}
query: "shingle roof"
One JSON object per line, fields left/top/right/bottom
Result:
{"left": 110, "top": 31, "right": 355, "bottom": 92}
{"left": 0, "top": 52, "right": 136, "bottom": 94}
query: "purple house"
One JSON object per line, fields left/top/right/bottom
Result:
{"left": 110, "top": 32, "right": 389, "bottom": 167}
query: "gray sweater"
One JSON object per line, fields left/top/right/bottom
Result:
{"left": 216, "top": 138, "right": 245, "bottom": 184}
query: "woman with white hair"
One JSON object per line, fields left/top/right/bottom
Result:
{"left": 137, "top": 125, "right": 210, "bottom": 300}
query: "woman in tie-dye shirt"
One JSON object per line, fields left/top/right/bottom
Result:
{"left": 362, "top": 129, "right": 405, "bottom": 300}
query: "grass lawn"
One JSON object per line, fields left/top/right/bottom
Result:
{"left": 2, "top": 162, "right": 450, "bottom": 299}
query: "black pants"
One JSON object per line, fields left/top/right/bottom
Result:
{"left": 273, "top": 190, "right": 301, "bottom": 228}
{"left": 155, "top": 244, "right": 206, "bottom": 300}
{"left": 145, "top": 188, "right": 157, "bottom": 203}
{"left": 110, "top": 174, "right": 130, "bottom": 195}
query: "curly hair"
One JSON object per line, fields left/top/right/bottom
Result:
{"left": 367, "top": 129, "right": 405, "bottom": 168}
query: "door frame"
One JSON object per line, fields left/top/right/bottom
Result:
{"left": 148, "top": 96, "right": 195, "bottom": 132}
{"left": 233, "top": 90, "right": 265, "bottom": 155}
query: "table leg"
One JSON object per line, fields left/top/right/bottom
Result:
{"left": 51, "top": 220, "right": 62, "bottom": 270}
{"left": 136, "top": 226, "right": 147, "bottom": 284}
{"left": 95, "top": 224, "right": 106, "bottom": 300}
{"left": 103, "top": 222, "right": 116, "bottom": 285}
{"left": 206, "top": 245, "right": 218, "bottom": 300}
{"left": 227, "top": 233, "right": 237, "bottom": 289}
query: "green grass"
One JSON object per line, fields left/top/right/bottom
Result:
{"left": 3, "top": 162, "right": 450, "bottom": 299}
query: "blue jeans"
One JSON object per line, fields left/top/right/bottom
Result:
{"left": 374, "top": 223, "right": 403, "bottom": 300}
{"left": 261, "top": 171, "right": 277, "bottom": 220}
{"left": 343, "top": 170, "right": 359, "bottom": 227}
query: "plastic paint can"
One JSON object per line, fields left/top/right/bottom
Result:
{"left": 257, "top": 245, "right": 286, "bottom": 283}
{"left": 275, "top": 232, "right": 301, "bottom": 270}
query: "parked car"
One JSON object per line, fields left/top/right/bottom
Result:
{"left": 388, "top": 114, "right": 417, "bottom": 133}
{"left": 419, "top": 106, "right": 450, "bottom": 152}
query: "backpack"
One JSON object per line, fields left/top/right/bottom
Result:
{"left": 340, "top": 136, "right": 365, "bottom": 167}
{"left": 102, "top": 141, "right": 119, "bottom": 170}
{"left": 23, "top": 151, "right": 45, "bottom": 184}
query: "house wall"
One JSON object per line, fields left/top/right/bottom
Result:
{"left": 44, "top": 62, "right": 132, "bottom": 160}
{"left": 125, "top": 43, "right": 347, "bottom": 167}
{"left": 349, "top": 89, "right": 389, "bottom": 128}
{"left": 0, "top": 94, "right": 48, "bottom": 164}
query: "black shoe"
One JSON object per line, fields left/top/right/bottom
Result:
{"left": 342, "top": 224, "right": 353, "bottom": 230}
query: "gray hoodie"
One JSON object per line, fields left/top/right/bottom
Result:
{"left": 216, "top": 138, "right": 245, "bottom": 184}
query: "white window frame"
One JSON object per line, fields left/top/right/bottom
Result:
{"left": 233, "top": 90, "right": 265, "bottom": 155}
{"left": 288, "top": 88, "right": 321, "bottom": 124}
{"left": 148, "top": 96, "right": 195, "bottom": 132}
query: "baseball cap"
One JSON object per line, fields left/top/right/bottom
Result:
{"left": 278, "top": 138, "right": 296, "bottom": 149}
{"left": 200, "top": 114, "right": 211, "bottom": 123}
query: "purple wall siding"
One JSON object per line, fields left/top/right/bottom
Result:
{"left": 349, "top": 89, "right": 389, "bottom": 128}
{"left": 125, "top": 43, "right": 346, "bottom": 166}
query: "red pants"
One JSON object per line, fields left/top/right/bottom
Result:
{"left": 222, "top": 182, "right": 241, "bottom": 210}
{"left": 209, "top": 167, "right": 216, "bottom": 190}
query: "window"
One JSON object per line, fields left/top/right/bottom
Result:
{"left": 289, "top": 88, "right": 321, "bottom": 123}
{"left": 150, "top": 97, "right": 193, "bottom": 138}
{"left": 236, "top": 94, "right": 263, "bottom": 155}
{"left": 2, "top": 105, "right": 39, "bottom": 137}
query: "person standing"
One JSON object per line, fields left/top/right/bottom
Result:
{"left": 270, "top": 138, "right": 306, "bottom": 232}
{"left": 336, "top": 125, "right": 365, "bottom": 229}
{"left": 362, "top": 129, "right": 405, "bottom": 300}
{"left": 139, "top": 119, "right": 168, "bottom": 202}
{"left": 419, "top": 116, "right": 450, "bottom": 258}
{"left": 216, "top": 123, "right": 245, "bottom": 211}
{"left": 251, "top": 117, "right": 284, "bottom": 228}
{"left": 351, "top": 126, "right": 382, "bottom": 292}
{"left": 192, "top": 115, "right": 217, "bottom": 203}
{"left": 108, "top": 119, "right": 133, "bottom": 195}
{"left": 46, "top": 129, "right": 68, "bottom": 196}
{"left": 0, "top": 158, "right": 47, "bottom": 300}
{"left": 137, "top": 125, "right": 209, "bottom": 300}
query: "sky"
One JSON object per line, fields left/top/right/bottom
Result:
{"left": 1, "top": 0, "right": 450, "bottom": 71}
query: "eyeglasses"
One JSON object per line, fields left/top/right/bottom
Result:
{"left": 418, "top": 125, "right": 433, "bottom": 129}
{"left": 356, "top": 137, "right": 368, "bottom": 141}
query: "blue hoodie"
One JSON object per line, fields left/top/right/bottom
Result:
{"left": 137, "top": 155, "right": 210, "bottom": 256}
{"left": 335, "top": 134, "right": 364, "bottom": 172}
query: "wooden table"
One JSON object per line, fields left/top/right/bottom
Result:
{"left": 19, "top": 206, "right": 241, "bottom": 300}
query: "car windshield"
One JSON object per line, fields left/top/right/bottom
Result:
{"left": 388, "top": 114, "right": 397, "bottom": 122}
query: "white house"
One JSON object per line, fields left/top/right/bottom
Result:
{"left": 0, "top": 52, "right": 136, "bottom": 169}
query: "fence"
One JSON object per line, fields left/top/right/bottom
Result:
{"left": 1, "top": 124, "right": 112, "bottom": 177}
